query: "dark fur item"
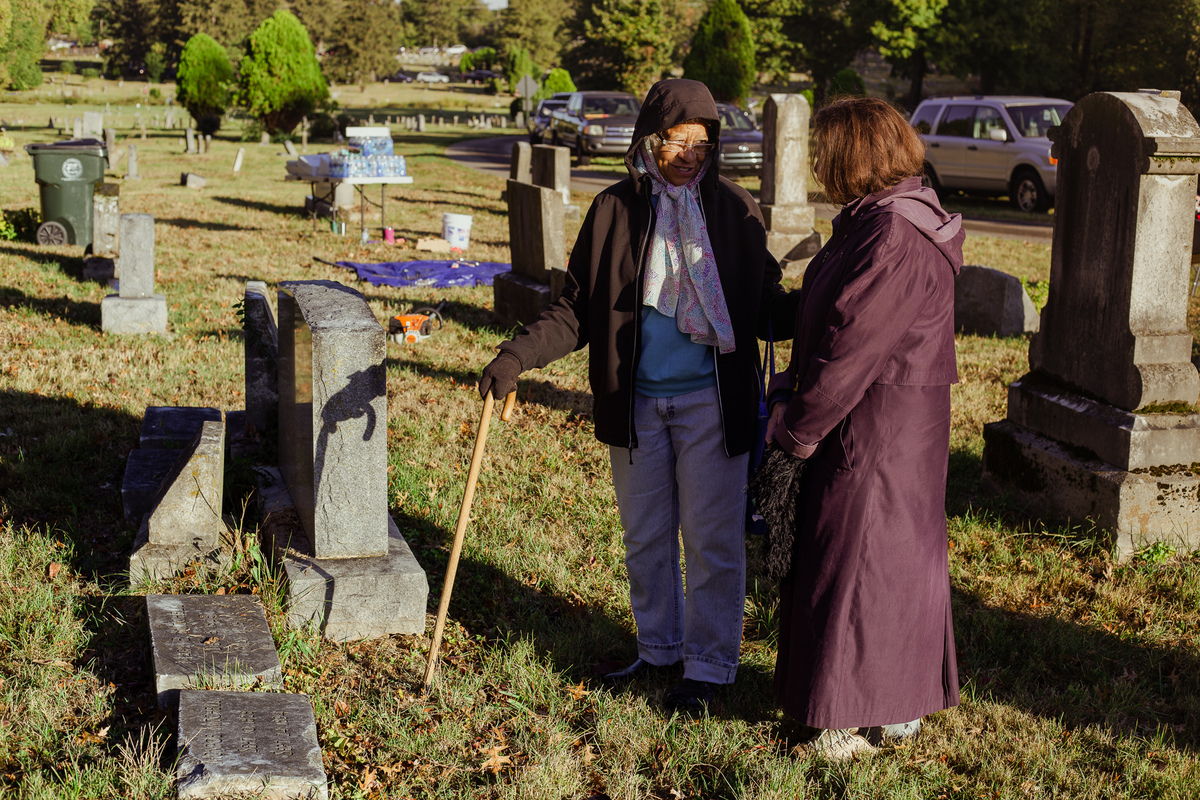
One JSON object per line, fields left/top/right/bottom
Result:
{"left": 749, "top": 447, "right": 808, "bottom": 581}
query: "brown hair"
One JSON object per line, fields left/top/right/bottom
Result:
{"left": 811, "top": 97, "right": 925, "bottom": 205}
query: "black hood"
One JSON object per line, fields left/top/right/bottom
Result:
{"left": 625, "top": 79, "right": 721, "bottom": 181}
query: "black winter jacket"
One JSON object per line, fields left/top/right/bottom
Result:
{"left": 499, "top": 79, "right": 794, "bottom": 455}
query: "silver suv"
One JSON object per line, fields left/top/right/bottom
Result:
{"left": 910, "top": 96, "right": 1072, "bottom": 212}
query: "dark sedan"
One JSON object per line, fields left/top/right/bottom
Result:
{"left": 715, "top": 103, "right": 763, "bottom": 177}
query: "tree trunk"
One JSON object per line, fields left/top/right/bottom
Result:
{"left": 907, "top": 50, "right": 927, "bottom": 111}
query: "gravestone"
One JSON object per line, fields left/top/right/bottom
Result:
{"left": 104, "top": 128, "right": 116, "bottom": 157}
{"left": 760, "top": 94, "right": 821, "bottom": 271}
{"left": 233, "top": 147, "right": 245, "bottom": 173}
{"left": 166, "top": 109, "right": 175, "bottom": 129}
{"left": 129, "top": 419, "right": 225, "bottom": 582}
{"left": 147, "top": 594, "right": 282, "bottom": 708}
{"left": 186, "top": 127, "right": 197, "bottom": 154}
{"left": 510, "top": 141, "right": 532, "bottom": 183}
{"left": 182, "top": 173, "right": 206, "bottom": 189}
{"left": 126, "top": 144, "right": 139, "bottom": 180}
{"left": 495, "top": 180, "right": 565, "bottom": 326}
{"left": 90, "top": 182, "right": 120, "bottom": 259}
{"left": 203, "top": 134, "right": 211, "bottom": 153}
{"left": 301, "top": 127, "right": 308, "bottom": 153}
{"left": 122, "top": 407, "right": 223, "bottom": 523}
{"left": 515, "top": 111, "right": 525, "bottom": 128}
{"left": 417, "top": 114, "right": 426, "bottom": 132}
{"left": 531, "top": 144, "right": 574, "bottom": 211}
{"left": 277, "top": 281, "right": 387, "bottom": 559}
{"left": 954, "top": 265, "right": 1039, "bottom": 336}
{"left": 243, "top": 281, "right": 279, "bottom": 438}
{"left": 267, "top": 280, "right": 428, "bottom": 640}
{"left": 981, "top": 90, "right": 1200, "bottom": 558}
{"left": 72, "top": 117, "right": 83, "bottom": 138}
{"left": 260, "top": 132, "right": 270, "bottom": 146}
{"left": 82, "top": 112, "right": 103, "bottom": 138}
{"left": 101, "top": 214, "right": 167, "bottom": 334}
{"left": 141, "top": 406, "right": 224, "bottom": 449}
{"left": 284, "top": 140, "right": 298, "bottom": 157}
{"left": 176, "top": 690, "right": 327, "bottom": 800}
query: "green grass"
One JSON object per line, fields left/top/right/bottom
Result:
{"left": 1, "top": 83, "right": 1200, "bottom": 798}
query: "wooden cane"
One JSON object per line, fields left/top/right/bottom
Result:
{"left": 422, "top": 390, "right": 516, "bottom": 697}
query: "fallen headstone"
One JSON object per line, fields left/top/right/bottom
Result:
{"left": 181, "top": 173, "right": 206, "bottom": 189}
{"left": 954, "top": 265, "right": 1039, "bottom": 336}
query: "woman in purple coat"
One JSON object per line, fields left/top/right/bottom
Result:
{"left": 764, "top": 97, "right": 962, "bottom": 759}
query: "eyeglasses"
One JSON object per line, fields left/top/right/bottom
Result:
{"left": 658, "top": 140, "right": 715, "bottom": 156}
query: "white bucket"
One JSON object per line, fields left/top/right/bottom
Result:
{"left": 442, "top": 212, "right": 472, "bottom": 250}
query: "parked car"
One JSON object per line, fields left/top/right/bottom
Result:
{"left": 910, "top": 95, "right": 1073, "bottom": 212}
{"left": 444, "top": 44, "right": 468, "bottom": 56}
{"left": 462, "top": 69, "right": 500, "bottom": 83}
{"left": 715, "top": 103, "right": 763, "bottom": 177}
{"left": 386, "top": 71, "right": 415, "bottom": 83}
{"left": 417, "top": 46, "right": 440, "bottom": 56}
{"left": 528, "top": 95, "right": 570, "bottom": 144}
{"left": 416, "top": 71, "right": 450, "bottom": 84}
{"left": 550, "top": 91, "right": 642, "bottom": 165}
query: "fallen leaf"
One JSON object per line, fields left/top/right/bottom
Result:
{"left": 48, "top": 562, "right": 61, "bottom": 579}
{"left": 202, "top": 636, "right": 219, "bottom": 644}
{"left": 215, "top": 587, "right": 226, "bottom": 595}
{"left": 481, "top": 744, "right": 511, "bottom": 774}
{"left": 582, "top": 743, "right": 598, "bottom": 764}
{"left": 566, "top": 682, "right": 589, "bottom": 700}
{"left": 334, "top": 698, "right": 351, "bottom": 716}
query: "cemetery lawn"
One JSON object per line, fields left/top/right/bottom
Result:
{"left": 2, "top": 97, "right": 1200, "bottom": 799}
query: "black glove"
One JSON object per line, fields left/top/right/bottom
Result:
{"left": 749, "top": 447, "right": 808, "bottom": 582}
{"left": 478, "top": 351, "right": 522, "bottom": 400}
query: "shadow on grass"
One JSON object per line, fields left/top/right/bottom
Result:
{"left": 212, "top": 195, "right": 299, "bottom": 217}
{"left": 0, "top": 284, "right": 99, "bottom": 327}
{"left": 0, "top": 242, "right": 83, "bottom": 278}
{"left": 158, "top": 217, "right": 260, "bottom": 232}
{"left": 0, "top": 390, "right": 140, "bottom": 579}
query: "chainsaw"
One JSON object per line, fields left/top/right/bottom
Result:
{"left": 389, "top": 301, "right": 446, "bottom": 344}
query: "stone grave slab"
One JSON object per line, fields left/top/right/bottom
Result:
{"left": 141, "top": 406, "right": 222, "bottom": 449}
{"left": 117, "top": 213, "right": 155, "bottom": 298}
{"left": 147, "top": 594, "right": 282, "bottom": 709}
{"left": 506, "top": 180, "right": 564, "bottom": 283}
{"left": 493, "top": 270, "right": 551, "bottom": 328}
{"left": 182, "top": 173, "right": 207, "bottom": 189}
{"left": 244, "top": 281, "right": 279, "bottom": 438}
{"left": 101, "top": 295, "right": 167, "bottom": 334}
{"left": 277, "top": 281, "right": 387, "bottom": 560}
{"left": 531, "top": 144, "right": 571, "bottom": 205}
{"left": 257, "top": 467, "right": 428, "bottom": 641}
{"left": 177, "top": 690, "right": 327, "bottom": 800}
{"left": 760, "top": 94, "right": 820, "bottom": 264}
{"left": 509, "top": 141, "right": 531, "bottom": 184}
{"left": 954, "top": 265, "right": 1039, "bottom": 336}
{"left": 122, "top": 448, "right": 185, "bottom": 524}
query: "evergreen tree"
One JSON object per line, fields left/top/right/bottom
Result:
{"left": 682, "top": 0, "right": 757, "bottom": 104}
{"left": 495, "top": 0, "right": 576, "bottom": 68}
{"left": 177, "top": 32, "right": 234, "bottom": 134}
{"left": 1, "top": 0, "right": 48, "bottom": 90}
{"left": 237, "top": 9, "right": 329, "bottom": 134}
{"left": 566, "top": 0, "right": 678, "bottom": 96}
{"left": 325, "top": 0, "right": 403, "bottom": 83}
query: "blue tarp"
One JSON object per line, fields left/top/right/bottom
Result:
{"left": 334, "top": 259, "right": 511, "bottom": 289}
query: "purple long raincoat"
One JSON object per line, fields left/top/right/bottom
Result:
{"left": 771, "top": 176, "right": 963, "bottom": 729}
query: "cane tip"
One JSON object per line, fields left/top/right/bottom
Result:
{"left": 501, "top": 391, "right": 517, "bottom": 421}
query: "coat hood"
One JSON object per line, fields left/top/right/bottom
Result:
{"left": 848, "top": 176, "right": 964, "bottom": 274}
{"left": 625, "top": 79, "right": 721, "bottom": 181}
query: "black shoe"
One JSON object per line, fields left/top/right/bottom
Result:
{"left": 600, "top": 658, "right": 659, "bottom": 687}
{"left": 663, "top": 678, "right": 717, "bottom": 714}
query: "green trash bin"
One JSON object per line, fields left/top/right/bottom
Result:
{"left": 24, "top": 138, "right": 109, "bottom": 248}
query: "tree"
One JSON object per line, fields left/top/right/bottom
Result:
{"left": 325, "top": 0, "right": 404, "bottom": 83}
{"left": 1, "top": 0, "right": 48, "bottom": 90}
{"left": 565, "top": 0, "right": 678, "bottom": 96}
{"left": 540, "top": 67, "right": 576, "bottom": 98}
{"left": 503, "top": 44, "right": 537, "bottom": 93}
{"left": 177, "top": 0, "right": 259, "bottom": 51}
{"left": 237, "top": 10, "right": 329, "bottom": 134}
{"left": 494, "top": 0, "right": 576, "bottom": 68}
{"left": 862, "top": 0, "right": 947, "bottom": 108}
{"left": 740, "top": 0, "right": 802, "bottom": 84}
{"left": 177, "top": 32, "right": 233, "bottom": 134}
{"left": 47, "top": 0, "right": 94, "bottom": 40}
{"left": 405, "top": 0, "right": 489, "bottom": 48}
{"left": 291, "top": 0, "right": 344, "bottom": 53}
{"left": 682, "top": 0, "right": 757, "bottom": 104}
{"left": 0, "top": 0, "right": 10, "bottom": 89}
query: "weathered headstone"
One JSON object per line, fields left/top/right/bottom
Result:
{"left": 141, "top": 406, "right": 223, "bottom": 449}
{"left": 203, "top": 133, "right": 211, "bottom": 153}
{"left": 176, "top": 690, "right": 328, "bottom": 800}
{"left": 509, "top": 141, "right": 532, "bottom": 185}
{"left": 283, "top": 139, "right": 298, "bottom": 157}
{"left": 760, "top": 94, "right": 821, "bottom": 271}
{"left": 104, "top": 127, "right": 116, "bottom": 156}
{"left": 72, "top": 117, "right": 83, "bottom": 139}
{"left": 181, "top": 172, "right": 206, "bottom": 189}
{"left": 82, "top": 111, "right": 103, "bottom": 138}
{"left": 260, "top": 132, "right": 270, "bottom": 146}
{"left": 233, "top": 147, "right": 245, "bottom": 173}
{"left": 954, "top": 265, "right": 1039, "bottom": 336}
{"left": 129, "top": 419, "right": 225, "bottom": 582}
{"left": 982, "top": 90, "right": 1200, "bottom": 558}
{"left": 266, "top": 280, "right": 428, "bottom": 640}
{"left": 301, "top": 127, "right": 308, "bottom": 153}
{"left": 186, "top": 127, "right": 197, "bottom": 154}
{"left": 122, "top": 406, "right": 222, "bottom": 523}
{"left": 494, "top": 180, "right": 565, "bottom": 325}
{"left": 531, "top": 144, "right": 571, "bottom": 206}
{"left": 90, "top": 183, "right": 120, "bottom": 266}
{"left": 102, "top": 213, "right": 167, "bottom": 334}
{"left": 244, "top": 281, "right": 279, "bottom": 438}
{"left": 126, "top": 144, "right": 139, "bottom": 180}
{"left": 277, "top": 281, "right": 386, "bottom": 559}
{"left": 147, "top": 594, "right": 282, "bottom": 708}
{"left": 417, "top": 114, "right": 426, "bottom": 133}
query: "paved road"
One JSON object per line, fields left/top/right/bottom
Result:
{"left": 446, "top": 135, "right": 1054, "bottom": 244}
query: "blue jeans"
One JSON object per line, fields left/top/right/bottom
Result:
{"left": 609, "top": 386, "right": 748, "bottom": 684}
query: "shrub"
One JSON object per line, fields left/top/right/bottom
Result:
{"left": 681, "top": 0, "right": 756, "bottom": 104}
{"left": 80, "top": 67, "right": 100, "bottom": 79}
{"left": 538, "top": 68, "right": 575, "bottom": 100}
{"left": 177, "top": 33, "right": 234, "bottom": 135}
{"left": 503, "top": 45, "right": 537, "bottom": 94}
{"left": 829, "top": 68, "right": 866, "bottom": 98}
{"left": 145, "top": 44, "right": 166, "bottom": 83}
{"left": 59, "top": 60, "right": 76, "bottom": 75}
{"left": 236, "top": 10, "right": 329, "bottom": 136}
{"left": 0, "top": 208, "right": 41, "bottom": 242}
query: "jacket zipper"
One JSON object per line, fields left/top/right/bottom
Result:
{"left": 697, "top": 197, "right": 732, "bottom": 458}
{"left": 627, "top": 177, "right": 656, "bottom": 460}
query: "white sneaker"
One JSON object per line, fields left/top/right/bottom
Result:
{"left": 794, "top": 728, "right": 877, "bottom": 761}
{"left": 862, "top": 718, "right": 922, "bottom": 747}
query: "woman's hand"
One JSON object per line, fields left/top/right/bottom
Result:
{"left": 765, "top": 403, "right": 787, "bottom": 444}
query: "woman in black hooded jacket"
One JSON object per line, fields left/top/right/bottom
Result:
{"left": 480, "top": 79, "right": 793, "bottom": 712}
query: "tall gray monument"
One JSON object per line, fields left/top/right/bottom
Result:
{"left": 982, "top": 90, "right": 1200, "bottom": 557}
{"left": 760, "top": 94, "right": 821, "bottom": 271}
{"left": 101, "top": 213, "right": 167, "bottom": 334}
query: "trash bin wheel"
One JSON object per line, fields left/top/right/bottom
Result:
{"left": 36, "top": 221, "right": 69, "bottom": 246}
